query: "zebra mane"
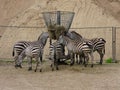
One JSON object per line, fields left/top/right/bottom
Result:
{"left": 37, "top": 32, "right": 44, "bottom": 41}
{"left": 62, "top": 35, "right": 74, "bottom": 44}
{"left": 37, "top": 32, "right": 49, "bottom": 40}
{"left": 70, "top": 31, "right": 82, "bottom": 38}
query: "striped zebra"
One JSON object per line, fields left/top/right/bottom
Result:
{"left": 67, "top": 31, "right": 106, "bottom": 65}
{"left": 88, "top": 38, "right": 106, "bottom": 64}
{"left": 15, "top": 32, "right": 49, "bottom": 72}
{"left": 49, "top": 41, "right": 67, "bottom": 71}
{"left": 67, "top": 31, "right": 85, "bottom": 64}
{"left": 14, "top": 32, "right": 49, "bottom": 68}
{"left": 58, "top": 35, "right": 94, "bottom": 67}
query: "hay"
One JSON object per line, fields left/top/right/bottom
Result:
{"left": 48, "top": 24, "right": 56, "bottom": 39}
{"left": 55, "top": 25, "right": 66, "bottom": 39}
{"left": 47, "top": 24, "right": 66, "bottom": 40}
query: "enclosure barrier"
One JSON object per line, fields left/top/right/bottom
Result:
{"left": 0, "top": 25, "right": 120, "bottom": 62}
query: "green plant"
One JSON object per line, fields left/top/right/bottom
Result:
{"left": 105, "top": 58, "right": 112, "bottom": 63}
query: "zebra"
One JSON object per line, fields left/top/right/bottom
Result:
{"left": 58, "top": 35, "right": 94, "bottom": 67}
{"left": 17, "top": 44, "right": 43, "bottom": 72}
{"left": 67, "top": 31, "right": 106, "bottom": 65}
{"left": 14, "top": 32, "right": 49, "bottom": 68}
{"left": 49, "top": 40, "right": 67, "bottom": 71}
{"left": 66, "top": 31, "right": 86, "bottom": 64}
{"left": 88, "top": 38, "right": 106, "bottom": 64}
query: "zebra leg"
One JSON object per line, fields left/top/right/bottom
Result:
{"left": 100, "top": 53, "right": 104, "bottom": 65}
{"left": 35, "top": 57, "right": 42, "bottom": 72}
{"left": 14, "top": 55, "right": 19, "bottom": 68}
{"left": 90, "top": 52, "right": 94, "bottom": 68}
{"left": 55, "top": 56, "right": 59, "bottom": 70}
{"left": 39, "top": 56, "right": 42, "bottom": 72}
{"left": 51, "top": 55, "right": 55, "bottom": 71}
{"left": 51, "top": 60, "right": 55, "bottom": 71}
{"left": 76, "top": 54, "right": 79, "bottom": 64}
{"left": 79, "top": 54, "right": 83, "bottom": 65}
{"left": 83, "top": 53, "right": 87, "bottom": 67}
{"left": 84, "top": 53, "right": 89, "bottom": 67}
{"left": 55, "top": 59, "right": 59, "bottom": 70}
{"left": 97, "top": 49, "right": 104, "bottom": 65}
{"left": 70, "top": 53, "right": 74, "bottom": 66}
{"left": 27, "top": 57, "right": 32, "bottom": 71}
{"left": 54, "top": 53, "right": 59, "bottom": 71}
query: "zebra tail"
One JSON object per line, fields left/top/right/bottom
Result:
{"left": 12, "top": 48, "right": 15, "bottom": 56}
{"left": 104, "top": 48, "right": 105, "bottom": 54}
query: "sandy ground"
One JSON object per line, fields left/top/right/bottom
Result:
{"left": 0, "top": 61, "right": 120, "bottom": 90}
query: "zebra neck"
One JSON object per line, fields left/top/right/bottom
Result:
{"left": 64, "top": 36, "right": 71, "bottom": 45}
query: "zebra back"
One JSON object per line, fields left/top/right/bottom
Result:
{"left": 13, "top": 32, "right": 49, "bottom": 57}
{"left": 89, "top": 38, "right": 106, "bottom": 52}
{"left": 13, "top": 41, "right": 31, "bottom": 56}
{"left": 59, "top": 35, "right": 92, "bottom": 54}
{"left": 67, "top": 31, "right": 106, "bottom": 52}
{"left": 25, "top": 44, "right": 44, "bottom": 57}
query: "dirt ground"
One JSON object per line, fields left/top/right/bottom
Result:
{"left": 0, "top": 61, "right": 120, "bottom": 90}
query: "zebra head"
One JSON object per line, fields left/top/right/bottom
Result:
{"left": 15, "top": 55, "right": 22, "bottom": 68}
{"left": 14, "top": 50, "right": 26, "bottom": 69}
{"left": 38, "top": 32, "right": 49, "bottom": 46}
{"left": 58, "top": 35, "right": 69, "bottom": 46}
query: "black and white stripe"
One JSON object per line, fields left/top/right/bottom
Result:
{"left": 59, "top": 35, "right": 94, "bottom": 67}
{"left": 67, "top": 31, "right": 106, "bottom": 65}
{"left": 88, "top": 38, "right": 106, "bottom": 64}
{"left": 49, "top": 41, "right": 65, "bottom": 70}
{"left": 14, "top": 32, "right": 49, "bottom": 71}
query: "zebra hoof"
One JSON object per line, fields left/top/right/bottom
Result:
{"left": 99, "top": 62, "right": 102, "bottom": 65}
{"left": 91, "top": 64, "right": 94, "bottom": 68}
{"left": 15, "top": 64, "right": 22, "bottom": 68}
{"left": 40, "top": 69, "right": 42, "bottom": 72}
{"left": 56, "top": 67, "right": 59, "bottom": 70}
{"left": 15, "top": 65, "right": 17, "bottom": 68}
{"left": 28, "top": 67, "right": 32, "bottom": 71}
{"left": 19, "top": 65, "right": 22, "bottom": 68}
{"left": 50, "top": 64, "right": 52, "bottom": 67}
{"left": 70, "top": 63, "right": 74, "bottom": 66}
{"left": 34, "top": 69, "right": 37, "bottom": 72}
{"left": 84, "top": 64, "right": 87, "bottom": 67}
{"left": 52, "top": 68, "right": 54, "bottom": 71}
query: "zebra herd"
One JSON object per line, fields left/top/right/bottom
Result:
{"left": 13, "top": 31, "right": 106, "bottom": 72}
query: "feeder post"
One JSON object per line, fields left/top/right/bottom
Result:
{"left": 112, "top": 27, "right": 117, "bottom": 63}
{"left": 57, "top": 11, "right": 61, "bottom": 25}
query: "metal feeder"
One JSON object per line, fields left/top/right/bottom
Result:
{"left": 42, "top": 11, "right": 75, "bottom": 40}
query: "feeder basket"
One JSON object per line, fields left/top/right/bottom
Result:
{"left": 42, "top": 11, "right": 75, "bottom": 39}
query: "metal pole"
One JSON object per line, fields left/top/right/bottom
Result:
{"left": 112, "top": 27, "right": 117, "bottom": 63}
{"left": 57, "top": 11, "right": 61, "bottom": 25}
